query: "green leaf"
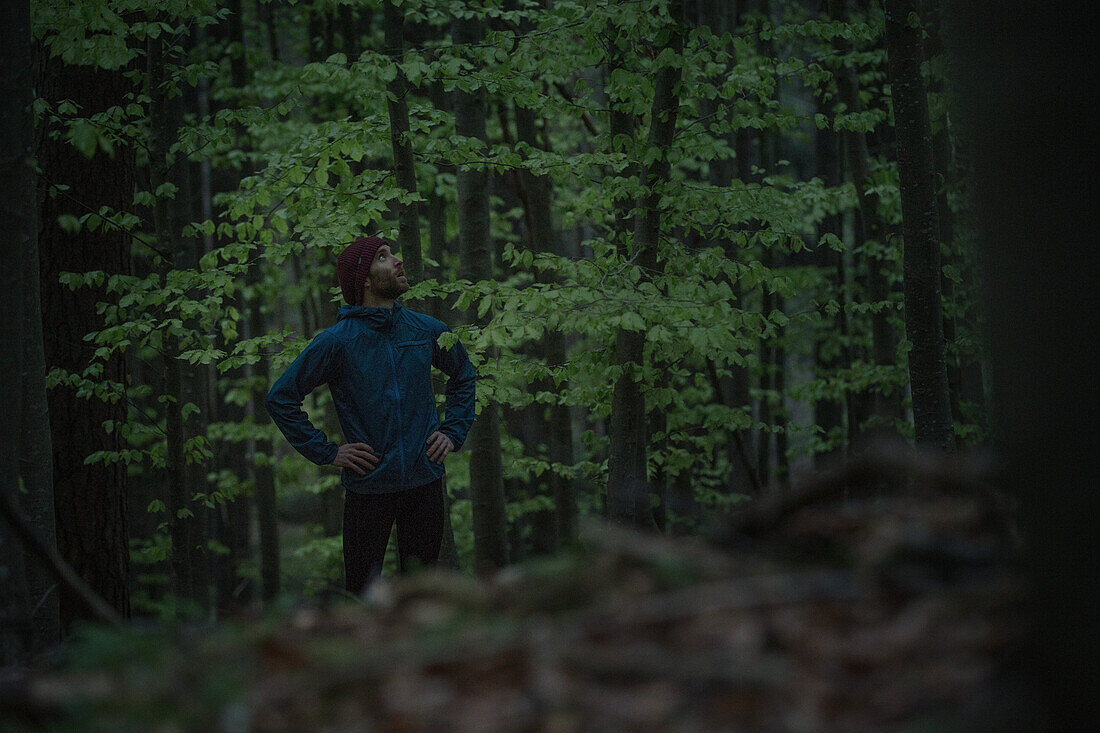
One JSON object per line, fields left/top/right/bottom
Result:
{"left": 620, "top": 312, "right": 645, "bottom": 331}
{"left": 477, "top": 295, "right": 493, "bottom": 320}
{"left": 69, "top": 119, "right": 99, "bottom": 157}
{"left": 57, "top": 214, "right": 81, "bottom": 233}
{"left": 154, "top": 182, "right": 178, "bottom": 199}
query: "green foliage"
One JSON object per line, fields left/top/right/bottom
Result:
{"left": 33, "top": 0, "right": 987, "bottom": 601}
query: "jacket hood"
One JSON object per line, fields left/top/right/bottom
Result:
{"left": 337, "top": 302, "right": 403, "bottom": 332}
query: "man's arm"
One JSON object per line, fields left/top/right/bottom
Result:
{"left": 431, "top": 325, "right": 477, "bottom": 452}
{"left": 265, "top": 331, "right": 342, "bottom": 466}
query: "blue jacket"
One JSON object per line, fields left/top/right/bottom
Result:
{"left": 265, "top": 303, "right": 476, "bottom": 494}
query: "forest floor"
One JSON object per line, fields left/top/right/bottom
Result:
{"left": 1, "top": 446, "right": 1028, "bottom": 732}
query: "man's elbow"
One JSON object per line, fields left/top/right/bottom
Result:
{"left": 263, "top": 386, "right": 280, "bottom": 417}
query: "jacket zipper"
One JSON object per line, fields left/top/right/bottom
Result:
{"left": 385, "top": 336, "right": 405, "bottom": 484}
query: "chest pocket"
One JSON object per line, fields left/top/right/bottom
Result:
{"left": 396, "top": 339, "right": 432, "bottom": 372}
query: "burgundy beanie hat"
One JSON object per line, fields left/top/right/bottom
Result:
{"left": 337, "top": 236, "right": 389, "bottom": 305}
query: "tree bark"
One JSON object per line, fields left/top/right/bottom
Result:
{"left": 711, "top": 1, "right": 759, "bottom": 499}
{"left": 224, "top": 0, "right": 280, "bottom": 606}
{"left": 37, "top": 46, "right": 132, "bottom": 631}
{"left": 426, "top": 80, "right": 460, "bottom": 569}
{"left": 148, "top": 31, "right": 195, "bottom": 604}
{"left": 454, "top": 10, "right": 508, "bottom": 573}
{"left": 19, "top": 153, "right": 59, "bottom": 651}
{"left": 812, "top": 89, "right": 848, "bottom": 466}
{"left": 883, "top": 0, "right": 954, "bottom": 449}
{"left": 384, "top": 0, "right": 424, "bottom": 288}
{"left": 249, "top": 291, "right": 280, "bottom": 604}
{"left": 922, "top": 5, "right": 985, "bottom": 443}
{"left": 1, "top": 0, "right": 32, "bottom": 661}
{"left": 607, "top": 0, "right": 684, "bottom": 529}
{"left": 944, "top": 0, "right": 1097, "bottom": 723}
{"left": 514, "top": 101, "right": 576, "bottom": 547}
{"left": 0, "top": 0, "right": 60, "bottom": 654}
{"left": 211, "top": 0, "right": 257, "bottom": 611}
{"left": 828, "top": 0, "right": 906, "bottom": 435}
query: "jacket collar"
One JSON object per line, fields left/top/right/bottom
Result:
{"left": 337, "top": 302, "right": 403, "bottom": 332}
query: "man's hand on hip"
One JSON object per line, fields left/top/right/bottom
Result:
{"left": 332, "top": 443, "right": 379, "bottom": 475}
{"left": 426, "top": 432, "right": 454, "bottom": 464}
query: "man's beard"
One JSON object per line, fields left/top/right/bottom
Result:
{"left": 372, "top": 273, "right": 409, "bottom": 300}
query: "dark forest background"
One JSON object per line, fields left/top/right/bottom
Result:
{"left": 1, "top": 0, "right": 1095, "bottom": 728}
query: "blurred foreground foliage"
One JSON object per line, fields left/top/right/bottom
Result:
{"left": 3, "top": 446, "right": 1026, "bottom": 732}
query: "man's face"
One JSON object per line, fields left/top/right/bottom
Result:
{"left": 365, "top": 244, "right": 409, "bottom": 300}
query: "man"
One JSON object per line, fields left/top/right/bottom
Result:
{"left": 266, "top": 236, "right": 476, "bottom": 595}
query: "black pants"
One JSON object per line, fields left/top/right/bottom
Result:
{"left": 342, "top": 477, "right": 444, "bottom": 596}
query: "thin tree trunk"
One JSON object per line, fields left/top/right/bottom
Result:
{"left": 384, "top": 1, "right": 424, "bottom": 287}
{"left": 178, "top": 37, "right": 211, "bottom": 613}
{"left": 427, "top": 80, "right": 459, "bottom": 569}
{"left": 149, "top": 32, "right": 194, "bottom": 605}
{"left": 757, "top": 0, "right": 789, "bottom": 489}
{"left": 828, "top": 0, "right": 905, "bottom": 434}
{"left": 454, "top": 10, "right": 508, "bottom": 573}
{"left": 210, "top": 0, "right": 259, "bottom": 611}
{"left": 248, "top": 292, "right": 280, "bottom": 603}
{"left": 883, "top": 0, "right": 954, "bottom": 449}
{"left": 197, "top": 65, "right": 238, "bottom": 611}
{"left": 708, "top": 3, "right": 758, "bottom": 499}
{"left": 607, "top": 0, "right": 684, "bottom": 529}
{"left": 813, "top": 89, "right": 848, "bottom": 466}
{"left": 37, "top": 49, "right": 132, "bottom": 632}
{"left": 261, "top": 0, "right": 280, "bottom": 62}
{"left": 514, "top": 100, "right": 576, "bottom": 547}
{"left": 604, "top": 50, "right": 637, "bottom": 522}
{"left": 756, "top": 279, "right": 774, "bottom": 487}
{"left": 922, "top": 5, "right": 985, "bottom": 442}
{"left": 19, "top": 170, "right": 59, "bottom": 650}
{"left": 224, "top": 0, "right": 279, "bottom": 605}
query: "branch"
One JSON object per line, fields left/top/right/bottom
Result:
{"left": 0, "top": 492, "right": 124, "bottom": 628}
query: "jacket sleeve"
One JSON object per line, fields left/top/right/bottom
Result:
{"left": 431, "top": 325, "right": 477, "bottom": 451}
{"left": 265, "top": 331, "right": 341, "bottom": 465}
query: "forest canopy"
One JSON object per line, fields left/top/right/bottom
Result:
{"left": 6, "top": 0, "right": 985, "bottom": 633}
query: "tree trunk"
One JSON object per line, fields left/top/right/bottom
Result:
{"left": 828, "top": 0, "right": 905, "bottom": 435}
{"left": 0, "top": 0, "right": 59, "bottom": 654}
{"left": 178, "top": 34, "right": 212, "bottom": 614}
{"left": 708, "top": 2, "right": 758, "bottom": 499}
{"left": 384, "top": 0, "right": 424, "bottom": 287}
{"left": 248, "top": 288, "right": 280, "bottom": 603}
{"left": 1, "top": 0, "right": 32, "bottom": 661}
{"left": 607, "top": 0, "right": 683, "bottom": 529}
{"left": 945, "top": 2, "right": 1096, "bottom": 723}
{"left": 37, "top": 49, "right": 132, "bottom": 631}
{"left": 883, "top": 0, "right": 954, "bottom": 449}
{"left": 922, "top": 6, "right": 985, "bottom": 443}
{"left": 513, "top": 100, "right": 576, "bottom": 547}
{"left": 19, "top": 165, "right": 59, "bottom": 651}
{"left": 756, "top": 280, "right": 774, "bottom": 487}
{"left": 813, "top": 89, "right": 849, "bottom": 466}
{"left": 426, "top": 80, "right": 460, "bottom": 569}
{"left": 755, "top": 0, "right": 789, "bottom": 489}
{"left": 148, "top": 32, "right": 195, "bottom": 605}
{"left": 224, "top": 0, "right": 280, "bottom": 606}
{"left": 454, "top": 10, "right": 508, "bottom": 573}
